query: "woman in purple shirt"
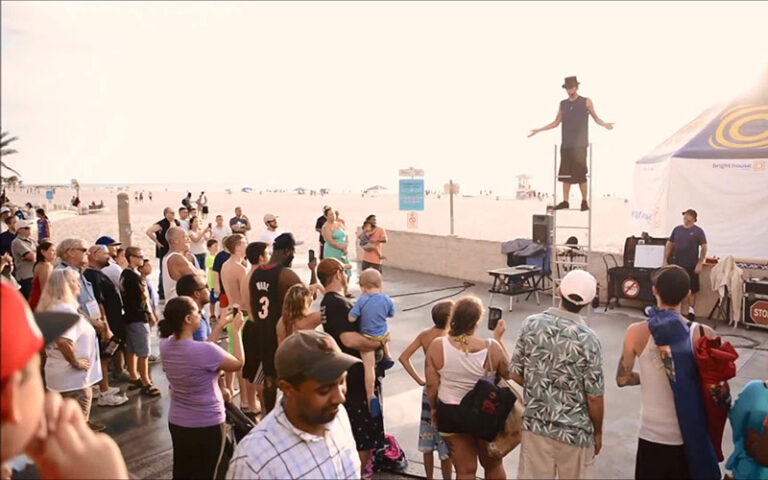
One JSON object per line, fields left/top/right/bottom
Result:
{"left": 36, "top": 208, "right": 52, "bottom": 242}
{"left": 159, "top": 297, "right": 245, "bottom": 479}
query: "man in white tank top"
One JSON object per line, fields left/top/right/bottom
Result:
{"left": 617, "top": 265, "right": 716, "bottom": 479}
{"left": 162, "top": 227, "right": 203, "bottom": 301}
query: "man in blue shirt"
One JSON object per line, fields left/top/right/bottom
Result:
{"left": 664, "top": 208, "right": 708, "bottom": 321}
{"left": 176, "top": 274, "right": 228, "bottom": 343}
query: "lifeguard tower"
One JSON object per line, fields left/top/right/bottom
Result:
{"left": 515, "top": 174, "right": 533, "bottom": 200}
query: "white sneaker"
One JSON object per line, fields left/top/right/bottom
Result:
{"left": 93, "top": 386, "right": 121, "bottom": 399}
{"left": 97, "top": 392, "right": 129, "bottom": 407}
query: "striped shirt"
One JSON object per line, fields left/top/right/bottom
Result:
{"left": 226, "top": 401, "right": 360, "bottom": 479}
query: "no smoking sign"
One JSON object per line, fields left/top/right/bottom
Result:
{"left": 407, "top": 211, "right": 418, "bottom": 229}
{"left": 622, "top": 278, "right": 640, "bottom": 298}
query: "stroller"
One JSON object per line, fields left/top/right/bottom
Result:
{"left": 215, "top": 402, "right": 257, "bottom": 479}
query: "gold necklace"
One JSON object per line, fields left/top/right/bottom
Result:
{"left": 451, "top": 334, "right": 470, "bottom": 355}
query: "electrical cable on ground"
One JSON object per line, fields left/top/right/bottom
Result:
{"left": 390, "top": 282, "right": 476, "bottom": 312}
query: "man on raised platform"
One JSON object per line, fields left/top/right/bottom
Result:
{"left": 529, "top": 76, "right": 614, "bottom": 211}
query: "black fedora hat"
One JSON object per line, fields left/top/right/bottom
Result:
{"left": 562, "top": 76, "right": 580, "bottom": 88}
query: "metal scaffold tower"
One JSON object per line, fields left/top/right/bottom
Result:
{"left": 551, "top": 143, "right": 593, "bottom": 307}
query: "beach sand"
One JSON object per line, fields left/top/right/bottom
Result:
{"left": 7, "top": 186, "right": 632, "bottom": 259}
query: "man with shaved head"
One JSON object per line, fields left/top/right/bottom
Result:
{"left": 145, "top": 207, "right": 180, "bottom": 300}
{"left": 162, "top": 226, "right": 203, "bottom": 301}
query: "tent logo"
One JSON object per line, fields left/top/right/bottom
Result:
{"left": 708, "top": 104, "right": 768, "bottom": 150}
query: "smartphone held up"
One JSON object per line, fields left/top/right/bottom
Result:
{"left": 488, "top": 307, "right": 502, "bottom": 330}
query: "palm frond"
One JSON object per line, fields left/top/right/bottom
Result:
{"left": 0, "top": 132, "right": 19, "bottom": 149}
{"left": 0, "top": 160, "right": 22, "bottom": 177}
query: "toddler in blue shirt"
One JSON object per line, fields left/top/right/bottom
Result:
{"left": 349, "top": 268, "right": 395, "bottom": 417}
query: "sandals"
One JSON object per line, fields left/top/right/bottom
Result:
{"left": 243, "top": 410, "right": 260, "bottom": 423}
{"left": 127, "top": 379, "right": 143, "bottom": 390}
{"left": 140, "top": 384, "right": 162, "bottom": 397}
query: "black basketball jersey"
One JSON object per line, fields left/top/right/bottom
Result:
{"left": 249, "top": 263, "right": 284, "bottom": 377}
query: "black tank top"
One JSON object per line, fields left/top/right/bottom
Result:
{"left": 560, "top": 96, "right": 589, "bottom": 148}
{"left": 249, "top": 264, "right": 284, "bottom": 377}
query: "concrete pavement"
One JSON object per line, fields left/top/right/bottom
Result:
{"left": 89, "top": 265, "right": 767, "bottom": 479}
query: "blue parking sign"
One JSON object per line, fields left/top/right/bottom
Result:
{"left": 399, "top": 179, "right": 424, "bottom": 211}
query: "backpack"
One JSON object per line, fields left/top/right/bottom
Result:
{"left": 373, "top": 433, "right": 408, "bottom": 474}
{"left": 215, "top": 402, "right": 257, "bottom": 479}
{"left": 456, "top": 340, "right": 517, "bottom": 441}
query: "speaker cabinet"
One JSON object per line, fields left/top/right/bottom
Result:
{"left": 532, "top": 214, "right": 553, "bottom": 245}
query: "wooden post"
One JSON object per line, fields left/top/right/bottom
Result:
{"left": 117, "top": 192, "right": 132, "bottom": 246}
{"left": 449, "top": 179, "right": 454, "bottom": 236}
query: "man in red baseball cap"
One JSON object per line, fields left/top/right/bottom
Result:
{"left": 1, "top": 280, "right": 128, "bottom": 478}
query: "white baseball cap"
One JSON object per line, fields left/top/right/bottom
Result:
{"left": 0, "top": 206, "right": 10, "bottom": 214}
{"left": 263, "top": 213, "right": 278, "bottom": 223}
{"left": 16, "top": 219, "right": 35, "bottom": 230}
{"left": 559, "top": 269, "right": 597, "bottom": 306}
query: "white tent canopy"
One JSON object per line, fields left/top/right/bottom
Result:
{"left": 631, "top": 76, "right": 768, "bottom": 258}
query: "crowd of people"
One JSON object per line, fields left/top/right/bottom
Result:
{"left": 0, "top": 194, "right": 766, "bottom": 480}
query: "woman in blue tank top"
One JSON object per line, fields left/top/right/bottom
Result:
{"left": 321, "top": 207, "right": 353, "bottom": 296}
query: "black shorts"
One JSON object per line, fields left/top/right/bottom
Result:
{"left": 436, "top": 400, "right": 465, "bottom": 435}
{"left": 361, "top": 261, "right": 382, "bottom": 273}
{"left": 683, "top": 268, "right": 700, "bottom": 294}
{"left": 202, "top": 206, "right": 209, "bottom": 214}
{"left": 344, "top": 396, "right": 385, "bottom": 451}
{"left": 635, "top": 438, "right": 690, "bottom": 479}
{"left": 242, "top": 321, "right": 261, "bottom": 382}
{"left": 559, "top": 146, "right": 588, "bottom": 184}
{"left": 96, "top": 333, "right": 111, "bottom": 360}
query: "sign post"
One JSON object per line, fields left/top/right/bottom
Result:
{"left": 399, "top": 167, "right": 425, "bottom": 230}
{"left": 443, "top": 180, "right": 459, "bottom": 236}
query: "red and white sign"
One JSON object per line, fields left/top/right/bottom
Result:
{"left": 749, "top": 300, "right": 768, "bottom": 325}
{"left": 622, "top": 278, "right": 640, "bottom": 298}
{"left": 407, "top": 211, "right": 418, "bottom": 229}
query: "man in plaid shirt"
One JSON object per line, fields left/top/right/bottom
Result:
{"left": 227, "top": 330, "right": 362, "bottom": 479}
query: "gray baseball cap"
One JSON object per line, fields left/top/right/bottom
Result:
{"left": 275, "top": 330, "right": 361, "bottom": 382}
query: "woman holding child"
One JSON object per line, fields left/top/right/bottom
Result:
{"left": 425, "top": 296, "right": 510, "bottom": 480}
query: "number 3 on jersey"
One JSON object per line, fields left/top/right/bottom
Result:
{"left": 258, "top": 296, "right": 270, "bottom": 320}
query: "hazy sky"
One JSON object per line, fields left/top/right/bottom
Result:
{"left": 2, "top": 1, "right": 767, "bottom": 195}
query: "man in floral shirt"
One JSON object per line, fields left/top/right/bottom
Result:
{"left": 510, "top": 269, "right": 604, "bottom": 479}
